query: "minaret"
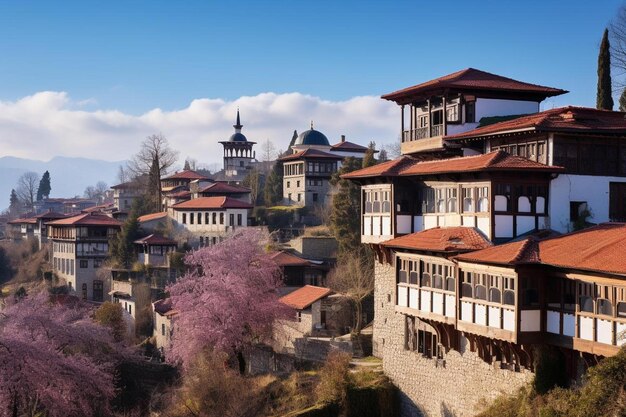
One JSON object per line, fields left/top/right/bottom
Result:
{"left": 219, "top": 110, "right": 256, "bottom": 184}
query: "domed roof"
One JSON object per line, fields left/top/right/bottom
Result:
{"left": 295, "top": 123, "right": 330, "bottom": 146}
{"left": 228, "top": 132, "right": 248, "bottom": 142}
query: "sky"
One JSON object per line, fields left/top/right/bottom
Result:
{"left": 0, "top": 0, "right": 623, "bottom": 168}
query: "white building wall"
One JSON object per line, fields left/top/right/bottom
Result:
{"left": 549, "top": 174, "right": 626, "bottom": 233}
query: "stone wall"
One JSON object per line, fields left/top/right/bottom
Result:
{"left": 373, "top": 261, "right": 533, "bottom": 417}
{"left": 294, "top": 236, "right": 338, "bottom": 259}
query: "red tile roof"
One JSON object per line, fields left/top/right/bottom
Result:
{"left": 382, "top": 227, "right": 492, "bottom": 253}
{"left": 110, "top": 180, "right": 142, "bottom": 190}
{"left": 446, "top": 106, "right": 626, "bottom": 141}
{"left": 279, "top": 285, "right": 332, "bottom": 310}
{"left": 138, "top": 212, "right": 168, "bottom": 223}
{"left": 46, "top": 212, "right": 123, "bottom": 227}
{"left": 153, "top": 298, "right": 174, "bottom": 316}
{"left": 172, "top": 196, "right": 253, "bottom": 210}
{"left": 342, "top": 151, "right": 562, "bottom": 180}
{"left": 382, "top": 68, "right": 567, "bottom": 104}
{"left": 200, "top": 182, "right": 251, "bottom": 194}
{"left": 162, "top": 170, "right": 208, "bottom": 181}
{"left": 330, "top": 141, "right": 369, "bottom": 152}
{"left": 279, "top": 148, "right": 344, "bottom": 162}
{"left": 8, "top": 217, "right": 37, "bottom": 225}
{"left": 134, "top": 234, "right": 177, "bottom": 246}
{"left": 34, "top": 210, "right": 67, "bottom": 220}
{"left": 456, "top": 223, "right": 626, "bottom": 275}
{"left": 271, "top": 251, "right": 311, "bottom": 267}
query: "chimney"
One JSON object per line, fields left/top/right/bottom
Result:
{"left": 341, "top": 135, "right": 346, "bottom": 143}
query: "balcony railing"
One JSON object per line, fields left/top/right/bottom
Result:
{"left": 402, "top": 125, "right": 443, "bottom": 142}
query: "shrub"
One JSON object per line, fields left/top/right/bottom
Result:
{"left": 316, "top": 350, "right": 352, "bottom": 405}
{"left": 94, "top": 301, "right": 127, "bottom": 341}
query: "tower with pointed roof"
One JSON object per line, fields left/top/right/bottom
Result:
{"left": 219, "top": 110, "right": 257, "bottom": 184}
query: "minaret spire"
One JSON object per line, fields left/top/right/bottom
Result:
{"left": 234, "top": 109, "right": 243, "bottom": 132}
{"left": 310, "top": 120, "right": 314, "bottom": 130}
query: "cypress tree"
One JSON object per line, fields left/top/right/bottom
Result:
{"left": 362, "top": 141, "right": 377, "bottom": 168}
{"left": 264, "top": 161, "right": 283, "bottom": 207}
{"left": 36, "top": 171, "right": 51, "bottom": 201}
{"left": 619, "top": 87, "right": 626, "bottom": 112}
{"left": 9, "top": 189, "right": 20, "bottom": 217}
{"left": 330, "top": 157, "right": 363, "bottom": 256}
{"left": 597, "top": 28, "right": 614, "bottom": 110}
{"left": 147, "top": 156, "right": 161, "bottom": 212}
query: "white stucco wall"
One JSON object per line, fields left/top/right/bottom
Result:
{"left": 549, "top": 174, "right": 626, "bottom": 233}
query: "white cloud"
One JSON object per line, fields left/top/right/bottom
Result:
{"left": 0, "top": 91, "right": 399, "bottom": 168}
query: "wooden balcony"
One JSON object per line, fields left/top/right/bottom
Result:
{"left": 401, "top": 125, "right": 445, "bottom": 155}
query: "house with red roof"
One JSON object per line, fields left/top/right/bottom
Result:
{"left": 340, "top": 69, "right": 626, "bottom": 416}
{"left": 47, "top": 212, "right": 122, "bottom": 301}
{"left": 278, "top": 123, "right": 374, "bottom": 208}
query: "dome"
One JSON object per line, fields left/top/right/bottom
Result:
{"left": 228, "top": 132, "right": 248, "bottom": 142}
{"left": 295, "top": 128, "right": 330, "bottom": 146}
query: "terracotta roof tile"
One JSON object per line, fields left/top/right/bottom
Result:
{"left": 343, "top": 151, "right": 562, "bottom": 180}
{"left": 162, "top": 170, "right": 208, "bottom": 181}
{"left": 446, "top": 106, "right": 626, "bottom": 141}
{"left": 382, "top": 227, "right": 492, "bottom": 253}
{"left": 172, "top": 196, "right": 253, "bottom": 210}
{"left": 138, "top": 212, "right": 168, "bottom": 223}
{"left": 271, "top": 251, "right": 311, "bottom": 267}
{"left": 200, "top": 182, "right": 251, "bottom": 194}
{"left": 456, "top": 223, "right": 626, "bottom": 275}
{"left": 153, "top": 298, "right": 173, "bottom": 315}
{"left": 279, "top": 148, "right": 344, "bottom": 162}
{"left": 382, "top": 68, "right": 566, "bottom": 104}
{"left": 279, "top": 285, "right": 332, "bottom": 310}
{"left": 46, "top": 212, "right": 122, "bottom": 227}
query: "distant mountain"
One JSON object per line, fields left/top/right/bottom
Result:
{"left": 0, "top": 156, "right": 126, "bottom": 211}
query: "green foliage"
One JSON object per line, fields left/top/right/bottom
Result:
{"left": 478, "top": 348, "right": 626, "bottom": 417}
{"left": 362, "top": 142, "right": 377, "bottom": 168}
{"left": 597, "top": 28, "right": 614, "bottom": 110}
{"left": 111, "top": 211, "right": 141, "bottom": 268}
{"left": 533, "top": 346, "right": 568, "bottom": 394}
{"left": 148, "top": 156, "right": 162, "bottom": 212}
{"left": 94, "top": 301, "right": 127, "bottom": 342}
{"left": 330, "top": 157, "right": 362, "bottom": 256}
{"left": 264, "top": 161, "right": 283, "bottom": 207}
{"left": 36, "top": 170, "right": 51, "bottom": 201}
{"left": 9, "top": 189, "right": 20, "bottom": 217}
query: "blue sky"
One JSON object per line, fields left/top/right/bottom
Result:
{"left": 0, "top": 0, "right": 622, "bottom": 113}
{"left": 0, "top": 0, "right": 623, "bottom": 171}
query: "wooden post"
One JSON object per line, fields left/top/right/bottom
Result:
{"left": 401, "top": 105, "right": 405, "bottom": 142}
{"left": 442, "top": 95, "right": 447, "bottom": 136}
{"left": 428, "top": 98, "right": 432, "bottom": 138}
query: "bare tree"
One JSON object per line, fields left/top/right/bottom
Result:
{"left": 127, "top": 134, "right": 178, "bottom": 212}
{"left": 116, "top": 165, "right": 129, "bottom": 184}
{"left": 84, "top": 181, "right": 109, "bottom": 204}
{"left": 612, "top": 7, "right": 626, "bottom": 89}
{"left": 261, "top": 139, "right": 276, "bottom": 162}
{"left": 385, "top": 140, "right": 402, "bottom": 159}
{"left": 16, "top": 171, "right": 40, "bottom": 209}
{"left": 327, "top": 250, "right": 374, "bottom": 334}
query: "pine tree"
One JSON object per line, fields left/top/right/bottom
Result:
{"left": 147, "top": 156, "right": 162, "bottom": 212}
{"left": 619, "top": 87, "right": 626, "bottom": 112}
{"left": 183, "top": 159, "right": 191, "bottom": 170}
{"left": 264, "top": 160, "right": 283, "bottom": 207}
{"left": 9, "top": 189, "right": 20, "bottom": 217}
{"left": 378, "top": 148, "right": 389, "bottom": 162}
{"left": 362, "top": 141, "right": 377, "bottom": 168}
{"left": 36, "top": 171, "right": 51, "bottom": 201}
{"left": 113, "top": 211, "right": 141, "bottom": 268}
{"left": 330, "top": 157, "right": 363, "bottom": 256}
{"left": 597, "top": 28, "right": 614, "bottom": 110}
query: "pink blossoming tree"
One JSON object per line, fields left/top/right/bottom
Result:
{"left": 166, "top": 228, "right": 292, "bottom": 368}
{"left": 0, "top": 291, "right": 118, "bottom": 417}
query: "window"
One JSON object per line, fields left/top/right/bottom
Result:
{"left": 618, "top": 302, "right": 626, "bottom": 318}
{"left": 219, "top": 213, "right": 224, "bottom": 224}
{"left": 521, "top": 276, "right": 539, "bottom": 307}
{"left": 80, "top": 260, "right": 88, "bottom": 268}
{"left": 197, "top": 213, "right": 202, "bottom": 224}
{"left": 446, "top": 104, "right": 459, "bottom": 123}
{"left": 94, "top": 259, "right": 102, "bottom": 268}
{"left": 461, "top": 271, "right": 473, "bottom": 298}
{"left": 462, "top": 187, "right": 474, "bottom": 212}
{"left": 313, "top": 193, "right": 318, "bottom": 202}
{"left": 93, "top": 280, "right": 104, "bottom": 302}
{"left": 128, "top": 304, "right": 132, "bottom": 315}
{"left": 190, "top": 213, "right": 194, "bottom": 224}
{"left": 162, "top": 323, "right": 166, "bottom": 336}
{"left": 205, "top": 213, "right": 210, "bottom": 224}
{"left": 489, "top": 275, "right": 501, "bottom": 303}
{"left": 229, "top": 213, "right": 234, "bottom": 226}
{"left": 287, "top": 181, "right": 290, "bottom": 188}
{"left": 418, "top": 329, "right": 438, "bottom": 359}
{"left": 297, "top": 194, "right": 302, "bottom": 202}
{"left": 610, "top": 182, "right": 626, "bottom": 222}
{"left": 212, "top": 212, "right": 217, "bottom": 224}
{"left": 82, "top": 283, "right": 87, "bottom": 300}
{"left": 432, "top": 264, "right": 443, "bottom": 289}
{"left": 182, "top": 213, "right": 187, "bottom": 224}
{"left": 237, "top": 214, "right": 242, "bottom": 226}
{"left": 597, "top": 299, "right": 613, "bottom": 316}
{"left": 477, "top": 187, "right": 489, "bottom": 212}
{"left": 580, "top": 296, "right": 594, "bottom": 313}
{"left": 296, "top": 180, "right": 300, "bottom": 187}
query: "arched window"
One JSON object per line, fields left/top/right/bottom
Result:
{"left": 503, "top": 290, "right": 515, "bottom": 305}
{"left": 618, "top": 302, "right": 626, "bottom": 318}
{"left": 461, "top": 283, "right": 472, "bottom": 298}
{"left": 421, "top": 272, "right": 431, "bottom": 287}
{"left": 489, "top": 288, "right": 501, "bottom": 303}
{"left": 475, "top": 285, "right": 487, "bottom": 300}
{"left": 597, "top": 299, "right": 612, "bottom": 316}
{"left": 446, "top": 277, "right": 455, "bottom": 292}
{"left": 580, "top": 296, "right": 594, "bottom": 313}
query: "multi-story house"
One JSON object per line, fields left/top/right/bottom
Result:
{"left": 169, "top": 196, "right": 253, "bottom": 246}
{"left": 343, "top": 69, "right": 626, "bottom": 416}
{"left": 47, "top": 212, "right": 122, "bottom": 301}
{"left": 279, "top": 125, "right": 371, "bottom": 207}
{"left": 111, "top": 180, "right": 143, "bottom": 212}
